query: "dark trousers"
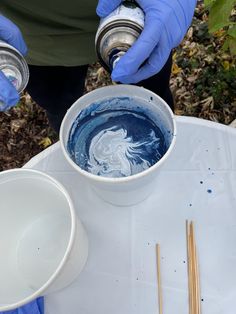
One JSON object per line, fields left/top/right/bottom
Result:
{"left": 26, "top": 54, "right": 173, "bottom": 134}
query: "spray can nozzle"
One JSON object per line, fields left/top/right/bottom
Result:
{"left": 109, "top": 49, "right": 126, "bottom": 70}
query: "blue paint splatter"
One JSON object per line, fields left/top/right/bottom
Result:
{"left": 207, "top": 189, "right": 212, "bottom": 193}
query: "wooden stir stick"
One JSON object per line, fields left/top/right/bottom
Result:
{"left": 186, "top": 220, "right": 201, "bottom": 314}
{"left": 156, "top": 243, "right": 163, "bottom": 314}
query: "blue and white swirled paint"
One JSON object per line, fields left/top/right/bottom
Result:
{"left": 67, "top": 97, "right": 170, "bottom": 178}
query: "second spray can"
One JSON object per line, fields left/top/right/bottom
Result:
{"left": 95, "top": 0, "right": 144, "bottom": 72}
{"left": 0, "top": 41, "right": 29, "bottom": 108}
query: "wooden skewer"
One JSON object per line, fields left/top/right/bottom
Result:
{"left": 190, "top": 222, "right": 197, "bottom": 314}
{"left": 186, "top": 220, "right": 201, "bottom": 314}
{"left": 156, "top": 243, "right": 163, "bottom": 314}
{"left": 186, "top": 221, "right": 193, "bottom": 314}
{"left": 191, "top": 222, "right": 201, "bottom": 314}
{"left": 195, "top": 251, "right": 201, "bottom": 313}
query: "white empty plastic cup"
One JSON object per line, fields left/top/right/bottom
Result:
{"left": 60, "top": 85, "right": 176, "bottom": 206}
{"left": 0, "top": 169, "right": 88, "bottom": 311}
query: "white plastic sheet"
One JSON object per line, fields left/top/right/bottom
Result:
{"left": 24, "top": 116, "right": 236, "bottom": 314}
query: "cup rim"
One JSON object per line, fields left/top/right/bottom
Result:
{"left": 0, "top": 168, "right": 77, "bottom": 311}
{"left": 60, "top": 85, "right": 177, "bottom": 183}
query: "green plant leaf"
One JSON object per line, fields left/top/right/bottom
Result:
{"left": 204, "top": 0, "right": 216, "bottom": 8}
{"left": 208, "top": 0, "right": 236, "bottom": 33}
{"left": 222, "top": 38, "right": 230, "bottom": 50}
{"left": 229, "top": 37, "right": 236, "bottom": 54}
{"left": 228, "top": 25, "right": 236, "bottom": 38}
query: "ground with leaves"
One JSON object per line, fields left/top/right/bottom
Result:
{"left": 0, "top": 3, "right": 236, "bottom": 171}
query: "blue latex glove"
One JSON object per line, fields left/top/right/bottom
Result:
{"left": 0, "top": 15, "right": 27, "bottom": 111}
{"left": 0, "top": 297, "right": 44, "bottom": 314}
{"left": 97, "top": 0, "right": 197, "bottom": 83}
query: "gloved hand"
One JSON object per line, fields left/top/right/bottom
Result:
{"left": 96, "top": 0, "right": 197, "bottom": 84}
{"left": 0, "top": 297, "right": 44, "bottom": 314}
{"left": 0, "top": 15, "right": 27, "bottom": 111}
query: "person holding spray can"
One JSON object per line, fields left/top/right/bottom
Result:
{"left": 0, "top": 0, "right": 196, "bottom": 135}
{"left": 0, "top": 15, "right": 28, "bottom": 109}
{"left": 96, "top": 0, "right": 197, "bottom": 85}
{"left": 0, "top": 0, "right": 196, "bottom": 311}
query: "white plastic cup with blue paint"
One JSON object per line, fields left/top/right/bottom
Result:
{"left": 60, "top": 85, "right": 177, "bottom": 206}
{"left": 0, "top": 169, "right": 88, "bottom": 311}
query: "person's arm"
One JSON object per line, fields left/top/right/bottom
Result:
{"left": 0, "top": 15, "right": 27, "bottom": 111}
{"left": 97, "top": 0, "right": 197, "bottom": 84}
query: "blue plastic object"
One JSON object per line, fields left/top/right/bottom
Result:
{"left": 96, "top": 0, "right": 197, "bottom": 83}
{"left": 0, "top": 15, "right": 27, "bottom": 111}
{"left": 0, "top": 297, "right": 44, "bottom": 314}
{"left": 0, "top": 71, "right": 19, "bottom": 110}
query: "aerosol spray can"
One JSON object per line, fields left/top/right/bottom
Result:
{"left": 0, "top": 41, "right": 29, "bottom": 107}
{"left": 95, "top": 0, "right": 144, "bottom": 72}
